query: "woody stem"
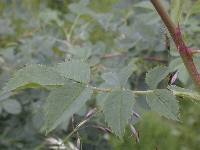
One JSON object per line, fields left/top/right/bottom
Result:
{"left": 150, "top": 0, "right": 200, "bottom": 93}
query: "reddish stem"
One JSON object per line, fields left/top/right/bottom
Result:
{"left": 150, "top": 0, "right": 200, "bottom": 93}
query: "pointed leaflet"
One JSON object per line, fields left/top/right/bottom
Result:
{"left": 146, "top": 89, "right": 179, "bottom": 120}
{"left": 102, "top": 66, "right": 132, "bottom": 89}
{"left": 146, "top": 66, "right": 172, "bottom": 89}
{"left": 54, "top": 59, "right": 90, "bottom": 84}
{"left": 44, "top": 83, "right": 92, "bottom": 133}
{"left": 102, "top": 72, "right": 120, "bottom": 88}
{"left": 103, "top": 90, "right": 135, "bottom": 139}
{"left": 171, "top": 0, "right": 185, "bottom": 25}
{"left": 3, "top": 64, "right": 65, "bottom": 93}
{"left": 118, "top": 66, "right": 132, "bottom": 88}
{"left": 168, "top": 85, "right": 200, "bottom": 102}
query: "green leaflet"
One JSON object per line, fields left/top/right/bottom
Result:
{"left": 102, "top": 66, "right": 132, "bottom": 89}
{"left": 103, "top": 90, "right": 135, "bottom": 139}
{"left": 102, "top": 72, "right": 120, "bottom": 88}
{"left": 44, "top": 82, "right": 92, "bottom": 133}
{"left": 54, "top": 59, "right": 90, "bottom": 84}
{"left": 2, "top": 64, "right": 65, "bottom": 93}
{"left": 171, "top": 0, "right": 185, "bottom": 25}
{"left": 146, "top": 66, "right": 172, "bottom": 89}
{"left": 146, "top": 89, "right": 179, "bottom": 120}
{"left": 118, "top": 66, "right": 132, "bottom": 88}
{"left": 168, "top": 85, "right": 200, "bottom": 102}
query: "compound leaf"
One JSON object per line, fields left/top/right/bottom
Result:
{"left": 146, "top": 89, "right": 179, "bottom": 120}
{"left": 44, "top": 82, "right": 92, "bottom": 133}
{"left": 54, "top": 59, "right": 90, "bottom": 84}
{"left": 146, "top": 66, "right": 172, "bottom": 89}
{"left": 3, "top": 64, "right": 65, "bottom": 93}
{"left": 103, "top": 90, "right": 135, "bottom": 139}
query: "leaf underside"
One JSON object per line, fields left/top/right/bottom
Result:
{"left": 146, "top": 89, "right": 179, "bottom": 120}
{"left": 103, "top": 89, "right": 135, "bottom": 139}
{"left": 44, "top": 82, "right": 92, "bottom": 134}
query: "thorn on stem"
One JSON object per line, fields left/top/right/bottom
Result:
{"left": 77, "top": 137, "right": 81, "bottom": 149}
{"left": 129, "top": 124, "right": 140, "bottom": 143}
{"left": 95, "top": 126, "right": 113, "bottom": 134}
{"left": 132, "top": 111, "right": 141, "bottom": 119}
{"left": 85, "top": 108, "right": 97, "bottom": 118}
{"left": 161, "top": 30, "right": 170, "bottom": 51}
{"left": 170, "top": 70, "right": 179, "bottom": 85}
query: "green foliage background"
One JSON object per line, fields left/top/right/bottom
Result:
{"left": 0, "top": 0, "right": 200, "bottom": 149}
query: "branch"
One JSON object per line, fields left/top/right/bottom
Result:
{"left": 150, "top": 0, "right": 200, "bottom": 93}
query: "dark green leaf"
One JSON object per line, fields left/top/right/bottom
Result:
{"left": 102, "top": 66, "right": 132, "bottom": 89}
{"left": 54, "top": 59, "right": 90, "bottom": 84}
{"left": 146, "top": 89, "right": 179, "bottom": 120}
{"left": 3, "top": 64, "right": 65, "bottom": 93}
{"left": 146, "top": 66, "right": 172, "bottom": 89}
{"left": 44, "top": 83, "right": 92, "bottom": 133}
{"left": 102, "top": 72, "right": 121, "bottom": 88}
{"left": 103, "top": 90, "right": 135, "bottom": 139}
{"left": 118, "top": 66, "right": 132, "bottom": 88}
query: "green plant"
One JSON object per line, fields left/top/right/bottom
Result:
{"left": 1, "top": 0, "right": 200, "bottom": 149}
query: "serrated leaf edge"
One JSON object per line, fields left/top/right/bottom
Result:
{"left": 147, "top": 89, "right": 180, "bottom": 120}
{"left": 2, "top": 64, "right": 64, "bottom": 94}
{"left": 103, "top": 90, "right": 134, "bottom": 139}
{"left": 54, "top": 59, "right": 91, "bottom": 84}
{"left": 44, "top": 84, "right": 93, "bottom": 134}
{"left": 101, "top": 72, "right": 120, "bottom": 87}
{"left": 145, "top": 66, "right": 172, "bottom": 89}
{"left": 119, "top": 66, "right": 132, "bottom": 88}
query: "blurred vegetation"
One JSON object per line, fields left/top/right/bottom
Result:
{"left": 0, "top": 0, "right": 200, "bottom": 149}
